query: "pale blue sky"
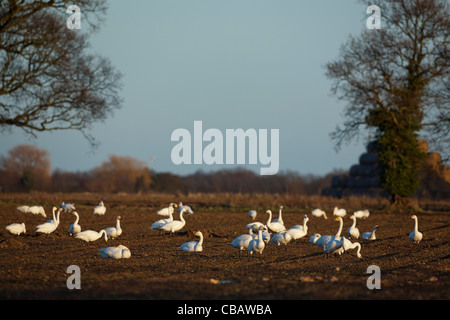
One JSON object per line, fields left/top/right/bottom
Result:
{"left": 0, "top": 0, "right": 371, "bottom": 176}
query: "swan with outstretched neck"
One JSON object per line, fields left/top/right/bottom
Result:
{"left": 409, "top": 215, "right": 423, "bottom": 243}
{"left": 324, "top": 217, "right": 345, "bottom": 256}
{"left": 36, "top": 207, "right": 62, "bottom": 234}
{"left": 179, "top": 231, "right": 204, "bottom": 252}
{"left": 69, "top": 211, "right": 81, "bottom": 236}
{"left": 347, "top": 215, "right": 360, "bottom": 239}
{"left": 265, "top": 210, "right": 286, "bottom": 233}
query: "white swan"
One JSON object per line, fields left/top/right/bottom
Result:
{"left": 150, "top": 209, "right": 174, "bottom": 231}
{"left": 68, "top": 211, "right": 81, "bottom": 236}
{"left": 160, "top": 208, "right": 189, "bottom": 235}
{"left": 179, "top": 231, "right": 203, "bottom": 252}
{"left": 61, "top": 202, "right": 76, "bottom": 213}
{"left": 273, "top": 206, "right": 284, "bottom": 225}
{"left": 93, "top": 201, "right": 106, "bottom": 215}
{"left": 346, "top": 215, "right": 360, "bottom": 239}
{"left": 36, "top": 207, "right": 62, "bottom": 234}
{"left": 309, "top": 233, "right": 321, "bottom": 245}
{"left": 333, "top": 207, "right": 347, "bottom": 218}
{"left": 409, "top": 215, "right": 423, "bottom": 243}
{"left": 248, "top": 210, "right": 257, "bottom": 221}
{"left": 286, "top": 215, "right": 309, "bottom": 241}
{"left": 342, "top": 238, "right": 363, "bottom": 259}
{"left": 29, "top": 206, "right": 46, "bottom": 218}
{"left": 178, "top": 202, "right": 194, "bottom": 214}
{"left": 362, "top": 225, "right": 378, "bottom": 240}
{"left": 324, "top": 217, "right": 345, "bottom": 256}
{"left": 229, "top": 230, "right": 254, "bottom": 256}
{"left": 312, "top": 208, "right": 327, "bottom": 219}
{"left": 353, "top": 209, "right": 370, "bottom": 219}
{"left": 265, "top": 210, "right": 286, "bottom": 233}
{"left": 249, "top": 227, "right": 271, "bottom": 243}
{"left": 157, "top": 202, "right": 177, "bottom": 216}
{"left": 16, "top": 205, "right": 30, "bottom": 214}
{"left": 247, "top": 226, "right": 266, "bottom": 257}
{"left": 270, "top": 231, "right": 292, "bottom": 248}
{"left": 6, "top": 223, "right": 26, "bottom": 236}
{"left": 98, "top": 245, "right": 131, "bottom": 259}
{"left": 75, "top": 229, "right": 108, "bottom": 242}
{"left": 105, "top": 216, "right": 122, "bottom": 239}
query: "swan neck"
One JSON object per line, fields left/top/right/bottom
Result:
{"left": 336, "top": 218, "right": 343, "bottom": 237}
{"left": 266, "top": 211, "right": 272, "bottom": 225}
{"left": 198, "top": 234, "right": 204, "bottom": 245}
{"left": 414, "top": 217, "right": 419, "bottom": 232}
{"left": 258, "top": 230, "right": 263, "bottom": 242}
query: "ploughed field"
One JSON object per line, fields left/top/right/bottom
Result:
{"left": 0, "top": 193, "right": 448, "bottom": 300}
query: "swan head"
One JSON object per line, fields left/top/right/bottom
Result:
{"left": 279, "top": 205, "right": 284, "bottom": 209}
{"left": 334, "top": 217, "right": 343, "bottom": 222}
{"left": 194, "top": 231, "right": 202, "bottom": 237}
{"left": 266, "top": 210, "right": 272, "bottom": 214}
{"left": 410, "top": 215, "right": 417, "bottom": 220}
{"left": 117, "top": 215, "right": 122, "bottom": 220}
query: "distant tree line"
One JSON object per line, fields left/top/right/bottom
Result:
{"left": 0, "top": 144, "right": 342, "bottom": 195}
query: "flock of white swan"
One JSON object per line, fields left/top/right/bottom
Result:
{"left": 5, "top": 201, "right": 424, "bottom": 261}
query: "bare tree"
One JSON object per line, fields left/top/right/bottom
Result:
{"left": 0, "top": 0, "right": 122, "bottom": 146}
{"left": 326, "top": 0, "right": 450, "bottom": 204}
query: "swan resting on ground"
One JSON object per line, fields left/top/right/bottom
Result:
{"left": 333, "top": 207, "right": 347, "bottom": 218}
{"left": 160, "top": 208, "right": 189, "bottom": 235}
{"left": 312, "top": 208, "right": 327, "bottom": 219}
{"left": 270, "top": 231, "right": 292, "bottom": 247}
{"left": 28, "top": 206, "right": 46, "bottom": 217}
{"left": 179, "top": 231, "right": 203, "bottom": 252}
{"left": 286, "top": 215, "right": 309, "bottom": 241}
{"left": 229, "top": 230, "right": 253, "bottom": 255}
{"left": 362, "top": 225, "right": 378, "bottom": 240}
{"left": 409, "top": 215, "right": 423, "bottom": 243}
{"left": 93, "top": 201, "right": 106, "bottom": 215}
{"left": 353, "top": 209, "right": 370, "bottom": 219}
{"left": 98, "top": 245, "right": 131, "bottom": 259}
{"left": 6, "top": 223, "right": 26, "bottom": 236}
{"left": 157, "top": 202, "right": 177, "bottom": 216}
{"left": 265, "top": 210, "right": 286, "bottom": 233}
{"left": 16, "top": 206, "right": 30, "bottom": 214}
{"left": 75, "top": 229, "right": 108, "bottom": 242}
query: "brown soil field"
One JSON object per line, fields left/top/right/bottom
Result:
{"left": 0, "top": 193, "right": 448, "bottom": 300}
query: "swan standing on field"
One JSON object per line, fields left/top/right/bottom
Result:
{"left": 61, "top": 202, "right": 76, "bottom": 213}
{"left": 29, "top": 206, "right": 46, "bottom": 218}
{"left": 342, "top": 238, "right": 363, "bottom": 259}
{"left": 160, "top": 208, "right": 189, "bottom": 235}
{"left": 353, "top": 209, "right": 370, "bottom": 219}
{"left": 273, "top": 206, "right": 284, "bottom": 224}
{"left": 333, "top": 207, "right": 347, "bottom": 218}
{"left": 286, "top": 215, "right": 309, "bottom": 242}
{"left": 6, "top": 223, "right": 26, "bottom": 236}
{"left": 93, "top": 201, "right": 106, "bottom": 215}
{"left": 16, "top": 206, "right": 30, "bottom": 214}
{"left": 409, "top": 215, "right": 423, "bottom": 243}
{"left": 248, "top": 210, "right": 257, "bottom": 221}
{"left": 270, "top": 231, "right": 292, "bottom": 248}
{"left": 36, "top": 207, "right": 62, "bottom": 234}
{"left": 105, "top": 216, "right": 122, "bottom": 239}
{"left": 346, "top": 215, "right": 360, "bottom": 239}
{"left": 98, "top": 245, "right": 131, "bottom": 259}
{"left": 75, "top": 229, "right": 108, "bottom": 242}
{"left": 179, "top": 231, "right": 204, "bottom": 252}
{"left": 312, "top": 208, "right": 327, "bottom": 219}
{"left": 247, "top": 226, "right": 267, "bottom": 257}
{"left": 150, "top": 209, "right": 174, "bottom": 231}
{"left": 362, "top": 225, "right": 378, "bottom": 240}
{"left": 265, "top": 210, "right": 286, "bottom": 233}
{"left": 157, "top": 202, "right": 177, "bottom": 216}
{"left": 68, "top": 211, "right": 81, "bottom": 236}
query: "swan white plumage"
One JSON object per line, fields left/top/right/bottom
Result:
{"left": 75, "top": 229, "right": 108, "bottom": 242}
{"left": 353, "top": 209, "right": 370, "bottom": 219}
{"left": 409, "top": 215, "right": 423, "bottom": 243}
{"left": 178, "top": 202, "right": 194, "bottom": 214}
{"left": 36, "top": 207, "right": 62, "bottom": 234}
{"left": 61, "top": 202, "right": 76, "bottom": 213}
{"left": 160, "top": 208, "right": 189, "bottom": 235}
{"left": 324, "top": 217, "right": 345, "bottom": 256}
{"left": 309, "top": 233, "right": 321, "bottom": 245}
{"left": 16, "top": 206, "right": 30, "bottom": 214}
{"left": 265, "top": 210, "right": 286, "bottom": 233}
{"left": 229, "top": 230, "right": 254, "bottom": 256}
{"left": 246, "top": 221, "right": 264, "bottom": 231}
{"left": 346, "top": 215, "right": 360, "bottom": 239}
{"left": 179, "top": 231, "right": 203, "bottom": 252}
{"left": 105, "top": 216, "right": 122, "bottom": 239}
{"left": 342, "top": 238, "right": 363, "bottom": 259}
{"left": 68, "top": 211, "right": 81, "bottom": 236}
{"left": 362, "top": 225, "right": 378, "bottom": 240}
{"left": 98, "top": 245, "right": 131, "bottom": 259}
{"left": 312, "top": 208, "right": 327, "bottom": 219}
{"left": 270, "top": 231, "right": 292, "bottom": 248}
{"left": 93, "top": 201, "right": 106, "bottom": 215}
{"left": 6, "top": 223, "right": 26, "bottom": 236}
{"left": 247, "top": 226, "right": 266, "bottom": 257}
{"left": 157, "top": 202, "right": 177, "bottom": 216}
{"left": 150, "top": 209, "right": 174, "bottom": 231}
{"left": 273, "top": 206, "right": 284, "bottom": 225}
{"left": 333, "top": 207, "right": 347, "bottom": 218}
{"left": 286, "top": 215, "right": 309, "bottom": 241}
{"left": 28, "top": 205, "right": 46, "bottom": 218}
{"left": 248, "top": 210, "right": 257, "bottom": 221}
